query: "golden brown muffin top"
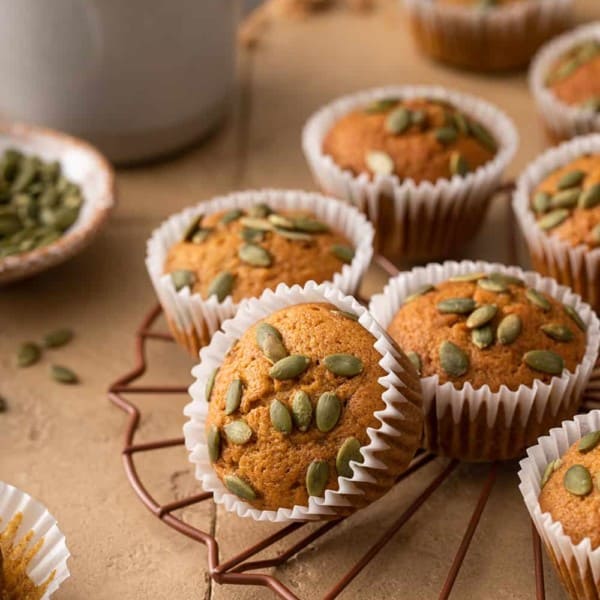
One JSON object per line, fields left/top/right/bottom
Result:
{"left": 164, "top": 205, "right": 354, "bottom": 303}
{"left": 322, "top": 97, "right": 497, "bottom": 184}
{"left": 546, "top": 40, "right": 600, "bottom": 112}
{"left": 539, "top": 430, "right": 600, "bottom": 549}
{"left": 531, "top": 155, "right": 600, "bottom": 249}
{"left": 205, "top": 302, "right": 386, "bottom": 511}
{"left": 386, "top": 274, "right": 587, "bottom": 392}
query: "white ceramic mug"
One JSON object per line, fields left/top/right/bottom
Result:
{"left": 0, "top": 0, "right": 239, "bottom": 163}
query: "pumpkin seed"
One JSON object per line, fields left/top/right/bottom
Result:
{"left": 323, "top": 353, "right": 363, "bottom": 377}
{"left": 471, "top": 325, "right": 494, "bottom": 349}
{"left": 365, "top": 98, "right": 399, "bottom": 113}
{"left": 225, "top": 379, "right": 243, "bottom": 415}
{"left": 171, "top": 269, "right": 196, "bottom": 291}
{"left": 449, "top": 152, "right": 469, "bottom": 176}
{"left": 563, "top": 464, "right": 593, "bottom": 496}
{"left": 538, "top": 209, "right": 569, "bottom": 231}
{"left": 224, "top": 474, "right": 256, "bottom": 500}
{"left": 551, "top": 188, "right": 580, "bottom": 209}
{"left": 182, "top": 214, "right": 203, "bottom": 241}
{"left": 292, "top": 390, "right": 313, "bottom": 432}
{"left": 268, "top": 214, "right": 295, "bottom": 229}
{"left": 293, "top": 217, "right": 329, "bottom": 233}
{"left": 258, "top": 331, "right": 287, "bottom": 364}
{"left": 551, "top": 59, "right": 579, "bottom": 84}
{"left": 557, "top": 170, "right": 585, "bottom": 190}
{"left": 523, "top": 350, "right": 564, "bottom": 375}
{"left": 452, "top": 112, "right": 470, "bottom": 135}
{"left": 488, "top": 272, "right": 524, "bottom": 287}
{"left": 336, "top": 437, "right": 363, "bottom": 478}
{"left": 563, "top": 304, "right": 587, "bottom": 332}
{"left": 316, "top": 392, "right": 341, "bottom": 432}
{"left": 533, "top": 192, "right": 551, "bottom": 214}
{"left": 365, "top": 150, "right": 394, "bottom": 176}
{"left": 17, "top": 342, "right": 40, "bottom": 367}
{"left": 274, "top": 227, "right": 313, "bottom": 242}
{"left": 240, "top": 228, "right": 264, "bottom": 243}
{"left": 43, "top": 328, "right": 73, "bottom": 348}
{"left": 448, "top": 272, "right": 485, "bottom": 282}
{"left": 466, "top": 304, "right": 497, "bottom": 329}
{"left": 497, "top": 314, "right": 522, "bottom": 345}
{"left": 247, "top": 203, "right": 272, "bottom": 218}
{"left": 224, "top": 420, "right": 253, "bottom": 445}
{"left": 206, "top": 368, "right": 218, "bottom": 402}
{"left": 541, "top": 322, "right": 574, "bottom": 342}
{"left": 541, "top": 459, "right": 562, "bottom": 488}
{"left": 239, "top": 217, "right": 273, "bottom": 232}
{"left": 331, "top": 244, "right": 355, "bottom": 264}
{"left": 270, "top": 399, "right": 292, "bottom": 434}
{"left": 207, "top": 425, "right": 221, "bottom": 462}
{"left": 404, "top": 284, "right": 435, "bottom": 304}
{"left": 238, "top": 243, "right": 272, "bottom": 267}
{"left": 477, "top": 278, "right": 508, "bottom": 293}
{"left": 269, "top": 355, "right": 310, "bottom": 380}
{"left": 385, "top": 107, "right": 411, "bottom": 134}
{"left": 330, "top": 309, "right": 358, "bottom": 321}
{"left": 207, "top": 271, "right": 234, "bottom": 301}
{"left": 525, "top": 288, "right": 551, "bottom": 311}
{"left": 439, "top": 341, "right": 469, "bottom": 377}
{"left": 468, "top": 122, "right": 497, "bottom": 152}
{"left": 406, "top": 351, "right": 422, "bottom": 375}
{"left": 579, "top": 183, "right": 600, "bottom": 209}
{"left": 434, "top": 127, "right": 457, "bottom": 145}
{"left": 306, "top": 460, "right": 329, "bottom": 497}
{"left": 192, "top": 229, "right": 212, "bottom": 243}
{"left": 436, "top": 297, "right": 476, "bottom": 314}
{"left": 51, "top": 365, "right": 78, "bottom": 384}
{"left": 221, "top": 209, "right": 244, "bottom": 224}
{"left": 579, "top": 430, "right": 600, "bottom": 453}
{"left": 411, "top": 110, "right": 427, "bottom": 128}
{"left": 256, "top": 322, "right": 282, "bottom": 345}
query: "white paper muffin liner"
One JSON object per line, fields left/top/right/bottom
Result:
{"left": 183, "top": 281, "right": 423, "bottom": 522}
{"left": 519, "top": 410, "right": 600, "bottom": 598}
{"left": 0, "top": 481, "right": 70, "bottom": 598}
{"left": 301, "top": 85, "right": 518, "bottom": 263}
{"left": 146, "top": 189, "right": 374, "bottom": 356}
{"left": 402, "top": 0, "right": 573, "bottom": 72}
{"left": 513, "top": 134, "right": 600, "bottom": 313}
{"left": 369, "top": 260, "right": 600, "bottom": 461}
{"left": 530, "top": 22, "right": 600, "bottom": 143}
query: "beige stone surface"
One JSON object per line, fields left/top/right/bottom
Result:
{"left": 1, "top": 1, "right": 600, "bottom": 598}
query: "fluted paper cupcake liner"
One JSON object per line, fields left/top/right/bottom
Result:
{"left": 530, "top": 22, "right": 600, "bottom": 143}
{"left": 369, "top": 260, "right": 600, "bottom": 461}
{"left": 519, "top": 410, "right": 600, "bottom": 599}
{"left": 403, "top": 0, "right": 572, "bottom": 72}
{"left": 513, "top": 134, "right": 600, "bottom": 313}
{"left": 183, "top": 281, "right": 423, "bottom": 522}
{"left": 302, "top": 85, "right": 518, "bottom": 263}
{"left": 146, "top": 189, "right": 374, "bottom": 356}
{"left": 0, "top": 482, "right": 70, "bottom": 598}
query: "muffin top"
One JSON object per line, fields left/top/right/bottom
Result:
{"left": 164, "top": 204, "right": 355, "bottom": 303}
{"left": 322, "top": 97, "right": 497, "bottom": 184}
{"left": 545, "top": 40, "right": 600, "bottom": 112}
{"left": 386, "top": 273, "right": 587, "bottom": 392}
{"left": 531, "top": 155, "right": 600, "bottom": 248}
{"left": 205, "top": 302, "right": 386, "bottom": 511}
{"left": 539, "top": 429, "right": 600, "bottom": 548}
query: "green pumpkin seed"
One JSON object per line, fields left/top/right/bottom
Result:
{"left": 256, "top": 323, "right": 288, "bottom": 363}
{"left": 270, "top": 399, "right": 292, "bottom": 434}
{"left": 268, "top": 214, "right": 295, "bottom": 230}
{"left": 489, "top": 272, "right": 524, "bottom": 287}
{"left": 452, "top": 112, "right": 470, "bottom": 135}
{"left": 274, "top": 227, "right": 313, "bottom": 242}
{"left": 579, "top": 430, "right": 600, "bottom": 453}
{"left": 385, "top": 107, "right": 411, "bottom": 134}
{"left": 404, "top": 284, "right": 435, "bottom": 303}
{"left": 238, "top": 243, "right": 272, "bottom": 267}
{"left": 365, "top": 150, "right": 394, "bottom": 176}
{"left": 471, "top": 325, "right": 494, "bottom": 349}
{"left": 191, "top": 229, "right": 212, "bottom": 244}
{"left": 406, "top": 351, "right": 422, "bottom": 375}
{"left": 239, "top": 217, "right": 273, "bottom": 232}
{"left": 541, "top": 458, "right": 562, "bottom": 488}
{"left": 224, "top": 420, "right": 253, "bottom": 445}
{"left": 437, "top": 297, "right": 476, "bottom": 314}
{"left": 240, "top": 228, "right": 264, "bottom": 243}
{"left": 293, "top": 217, "right": 329, "bottom": 233}
{"left": 171, "top": 269, "right": 196, "bottom": 291}
{"left": 316, "top": 392, "right": 341, "bottom": 432}
{"left": 468, "top": 122, "right": 497, "bottom": 152}
{"left": 330, "top": 309, "right": 359, "bottom": 321}
{"left": 538, "top": 209, "right": 569, "bottom": 231}
{"left": 182, "top": 214, "right": 203, "bottom": 241}
{"left": 207, "top": 425, "right": 221, "bottom": 462}
{"left": 292, "top": 390, "right": 312, "bottom": 432}
{"left": 477, "top": 278, "right": 508, "bottom": 293}
{"left": 466, "top": 304, "right": 497, "bottom": 329}
{"left": 411, "top": 110, "right": 427, "bottom": 128}
{"left": 247, "top": 203, "right": 272, "bottom": 218}
{"left": 365, "top": 97, "right": 399, "bottom": 113}
{"left": 51, "top": 365, "right": 78, "bottom": 384}
{"left": 449, "top": 152, "right": 469, "bottom": 176}
{"left": 221, "top": 208, "right": 244, "bottom": 224}
{"left": 579, "top": 183, "right": 600, "bottom": 209}
{"left": 306, "top": 460, "right": 329, "bottom": 497}
{"left": 533, "top": 192, "right": 551, "bottom": 214}
{"left": 563, "top": 304, "right": 587, "bottom": 332}
{"left": 439, "top": 341, "right": 469, "bottom": 377}
{"left": 207, "top": 271, "right": 234, "bottom": 302}
{"left": 206, "top": 368, "right": 218, "bottom": 402}
{"left": 225, "top": 379, "right": 243, "bottom": 415}
{"left": 523, "top": 350, "right": 564, "bottom": 375}
{"left": 224, "top": 474, "right": 256, "bottom": 500}
{"left": 448, "top": 272, "right": 485, "bottom": 283}
{"left": 551, "top": 188, "right": 580, "bottom": 209}
{"left": 563, "top": 464, "right": 593, "bottom": 496}
{"left": 331, "top": 244, "right": 355, "bottom": 264}
{"left": 17, "top": 342, "right": 40, "bottom": 367}
{"left": 43, "top": 328, "right": 73, "bottom": 348}
{"left": 557, "top": 170, "right": 585, "bottom": 190}
{"left": 551, "top": 59, "right": 579, "bottom": 84}
{"left": 336, "top": 437, "right": 363, "bottom": 478}
{"left": 434, "top": 127, "right": 457, "bottom": 145}
{"left": 323, "top": 353, "right": 363, "bottom": 377}
{"left": 497, "top": 314, "right": 522, "bottom": 345}
{"left": 269, "top": 355, "right": 310, "bottom": 380}
{"left": 541, "top": 322, "right": 574, "bottom": 342}
{"left": 526, "top": 288, "right": 551, "bottom": 311}
{"left": 256, "top": 323, "right": 282, "bottom": 345}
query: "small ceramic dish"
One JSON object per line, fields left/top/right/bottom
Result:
{"left": 0, "top": 121, "right": 115, "bottom": 285}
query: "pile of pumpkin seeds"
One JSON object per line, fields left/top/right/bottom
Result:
{"left": 206, "top": 309, "right": 365, "bottom": 502}
{"left": 546, "top": 40, "right": 600, "bottom": 93}
{"left": 170, "top": 204, "right": 355, "bottom": 300}
{"left": 16, "top": 327, "right": 79, "bottom": 384}
{"left": 401, "top": 272, "right": 586, "bottom": 379}
{"left": 533, "top": 167, "right": 600, "bottom": 241}
{"left": 541, "top": 430, "right": 600, "bottom": 497}
{"left": 0, "top": 149, "right": 83, "bottom": 259}
{"left": 362, "top": 97, "right": 497, "bottom": 178}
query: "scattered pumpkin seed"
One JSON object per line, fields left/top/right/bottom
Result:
{"left": 411, "top": 110, "right": 427, "bottom": 128}
{"left": 579, "top": 183, "right": 600, "bottom": 209}
{"left": 206, "top": 368, "right": 218, "bottom": 402}
{"left": 224, "top": 474, "right": 256, "bottom": 500}
{"left": 225, "top": 379, "right": 243, "bottom": 415}
{"left": 336, "top": 437, "right": 363, "bottom": 478}
{"left": 439, "top": 341, "right": 469, "bottom": 377}
{"left": 316, "top": 392, "right": 341, "bottom": 432}
{"left": 270, "top": 399, "right": 293, "bottom": 434}
{"left": 171, "top": 269, "right": 196, "bottom": 291}
{"left": 551, "top": 188, "right": 580, "bottom": 209}
{"left": 207, "top": 271, "right": 234, "bottom": 301}
{"left": 238, "top": 243, "right": 273, "bottom": 267}
{"left": 477, "top": 278, "right": 508, "bottom": 293}
{"left": 541, "top": 322, "right": 574, "bottom": 342}
{"left": 43, "top": 328, "right": 73, "bottom": 348}
{"left": 269, "top": 355, "right": 310, "bottom": 380}
{"left": 51, "top": 364, "right": 78, "bottom": 384}
{"left": 497, "top": 314, "right": 522, "bottom": 345}
{"left": 17, "top": 342, "right": 40, "bottom": 367}
{"left": 240, "top": 228, "right": 264, "bottom": 243}
{"left": 365, "top": 98, "right": 399, "bottom": 113}
{"left": 404, "top": 284, "right": 435, "bottom": 303}
{"left": 239, "top": 217, "right": 274, "bottom": 231}
{"left": 323, "top": 353, "right": 363, "bottom": 377}
{"left": 182, "top": 214, "right": 203, "bottom": 241}
{"left": 437, "top": 297, "right": 476, "bottom": 314}
{"left": 563, "top": 304, "right": 587, "bottom": 332}
{"left": 258, "top": 332, "right": 288, "bottom": 364}
{"left": 292, "top": 390, "right": 313, "bottom": 432}
{"left": 525, "top": 288, "right": 551, "bottom": 311}
{"left": 386, "top": 107, "right": 411, "bottom": 135}
{"left": 533, "top": 192, "right": 551, "bottom": 214}
{"left": 274, "top": 227, "right": 313, "bottom": 242}
{"left": 306, "top": 460, "right": 329, "bottom": 497}
{"left": 293, "top": 217, "right": 329, "bottom": 233}
{"left": 579, "top": 430, "right": 600, "bottom": 453}
{"left": 448, "top": 272, "right": 485, "bottom": 283}
{"left": 221, "top": 208, "right": 244, "bottom": 224}
{"left": 365, "top": 150, "right": 394, "bottom": 176}
{"left": 449, "top": 152, "right": 469, "bottom": 176}
{"left": 434, "top": 127, "right": 458, "bottom": 145}
{"left": 563, "top": 464, "right": 593, "bottom": 496}
{"left": 541, "top": 459, "right": 562, "bottom": 488}
{"left": 207, "top": 425, "right": 220, "bottom": 462}
{"left": 191, "top": 228, "right": 212, "bottom": 244}
{"left": 268, "top": 214, "right": 295, "bottom": 229}
{"left": 557, "top": 170, "right": 585, "bottom": 190}
{"left": 471, "top": 325, "right": 494, "bottom": 349}
{"left": 406, "top": 351, "right": 422, "bottom": 375}
{"left": 330, "top": 309, "right": 359, "bottom": 321}
{"left": 331, "top": 244, "right": 355, "bottom": 264}
{"left": 523, "top": 350, "right": 564, "bottom": 375}
{"left": 466, "top": 304, "right": 497, "bottom": 329}
{"left": 224, "top": 420, "right": 253, "bottom": 444}
{"left": 488, "top": 272, "right": 524, "bottom": 287}
{"left": 452, "top": 112, "right": 470, "bottom": 135}
{"left": 247, "top": 203, "right": 272, "bottom": 218}
{"left": 538, "top": 209, "right": 569, "bottom": 231}
{"left": 469, "top": 122, "right": 497, "bottom": 152}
